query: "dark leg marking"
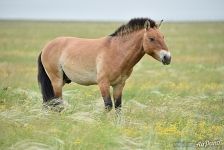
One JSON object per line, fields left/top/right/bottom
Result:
{"left": 103, "top": 96, "right": 113, "bottom": 111}
{"left": 115, "top": 95, "right": 122, "bottom": 109}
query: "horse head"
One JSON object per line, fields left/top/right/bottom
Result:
{"left": 142, "top": 20, "right": 171, "bottom": 65}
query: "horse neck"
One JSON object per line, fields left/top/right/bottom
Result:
{"left": 111, "top": 30, "right": 145, "bottom": 73}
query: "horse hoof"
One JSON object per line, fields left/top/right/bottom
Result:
{"left": 115, "top": 107, "right": 122, "bottom": 113}
{"left": 105, "top": 105, "right": 113, "bottom": 112}
{"left": 43, "top": 98, "right": 68, "bottom": 112}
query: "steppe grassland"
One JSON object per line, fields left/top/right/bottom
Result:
{"left": 0, "top": 21, "right": 223, "bottom": 149}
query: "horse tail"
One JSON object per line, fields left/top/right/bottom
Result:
{"left": 37, "top": 53, "right": 55, "bottom": 102}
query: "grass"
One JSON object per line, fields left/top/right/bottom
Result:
{"left": 0, "top": 20, "right": 224, "bottom": 149}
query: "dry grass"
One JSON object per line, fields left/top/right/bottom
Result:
{"left": 0, "top": 21, "right": 224, "bottom": 149}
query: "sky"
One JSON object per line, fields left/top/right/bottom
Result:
{"left": 0, "top": 0, "right": 224, "bottom": 21}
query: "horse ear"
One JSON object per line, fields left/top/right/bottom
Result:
{"left": 144, "top": 20, "right": 150, "bottom": 30}
{"left": 158, "top": 20, "right": 164, "bottom": 28}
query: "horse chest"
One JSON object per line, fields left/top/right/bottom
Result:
{"left": 110, "top": 69, "right": 133, "bottom": 86}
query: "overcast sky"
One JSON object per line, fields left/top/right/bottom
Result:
{"left": 0, "top": 0, "right": 224, "bottom": 21}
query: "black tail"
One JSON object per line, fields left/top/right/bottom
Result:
{"left": 37, "top": 53, "right": 55, "bottom": 102}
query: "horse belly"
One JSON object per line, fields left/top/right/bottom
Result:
{"left": 63, "top": 67, "right": 97, "bottom": 86}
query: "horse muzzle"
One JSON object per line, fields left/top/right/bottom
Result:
{"left": 162, "top": 54, "right": 171, "bottom": 65}
{"left": 159, "top": 50, "right": 171, "bottom": 65}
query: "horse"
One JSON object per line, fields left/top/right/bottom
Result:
{"left": 37, "top": 18, "right": 171, "bottom": 111}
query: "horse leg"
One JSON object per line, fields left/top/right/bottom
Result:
{"left": 46, "top": 76, "right": 66, "bottom": 111}
{"left": 48, "top": 70, "right": 64, "bottom": 99}
{"left": 113, "top": 83, "right": 125, "bottom": 110}
{"left": 51, "top": 77, "right": 63, "bottom": 98}
{"left": 98, "top": 79, "right": 113, "bottom": 111}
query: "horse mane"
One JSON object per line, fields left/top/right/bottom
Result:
{"left": 110, "top": 18, "right": 157, "bottom": 37}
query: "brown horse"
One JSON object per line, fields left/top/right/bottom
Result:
{"left": 37, "top": 18, "right": 171, "bottom": 111}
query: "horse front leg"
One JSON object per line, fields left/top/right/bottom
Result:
{"left": 113, "top": 82, "right": 125, "bottom": 110}
{"left": 98, "top": 79, "right": 113, "bottom": 111}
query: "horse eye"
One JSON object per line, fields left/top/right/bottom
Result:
{"left": 149, "top": 37, "right": 155, "bottom": 42}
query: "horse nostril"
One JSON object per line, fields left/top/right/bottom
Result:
{"left": 163, "top": 55, "right": 167, "bottom": 61}
{"left": 163, "top": 55, "right": 169, "bottom": 61}
{"left": 163, "top": 55, "right": 171, "bottom": 64}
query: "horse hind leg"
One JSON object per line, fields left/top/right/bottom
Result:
{"left": 38, "top": 53, "right": 66, "bottom": 112}
{"left": 48, "top": 70, "right": 70, "bottom": 111}
{"left": 51, "top": 77, "right": 63, "bottom": 98}
{"left": 43, "top": 66, "right": 61, "bottom": 96}
{"left": 38, "top": 54, "right": 55, "bottom": 102}
{"left": 45, "top": 75, "right": 68, "bottom": 113}
{"left": 43, "top": 63, "right": 64, "bottom": 105}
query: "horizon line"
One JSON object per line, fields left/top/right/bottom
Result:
{"left": 1, "top": 17, "right": 224, "bottom": 23}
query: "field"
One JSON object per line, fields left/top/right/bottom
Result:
{"left": 0, "top": 20, "right": 224, "bottom": 149}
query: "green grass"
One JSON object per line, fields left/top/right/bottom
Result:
{"left": 0, "top": 20, "right": 224, "bottom": 149}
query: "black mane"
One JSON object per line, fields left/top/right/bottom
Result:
{"left": 110, "top": 18, "right": 157, "bottom": 36}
